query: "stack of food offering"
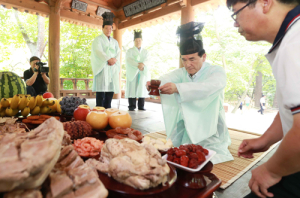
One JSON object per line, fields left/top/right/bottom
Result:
{"left": 0, "top": 94, "right": 57, "bottom": 117}
{"left": 22, "top": 115, "right": 60, "bottom": 125}
{"left": 0, "top": 117, "right": 108, "bottom": 198}
{"left": 0, "top": 118, "right": 64, "bottom": 192}
{"left": 0, "top": 117, "right": 27, "bottom": 140}
{"left": 86, "top": 138, "right": 170, "bottom": 190}
{"left": 105, "top": 127, "right": 143, "bottom": 141}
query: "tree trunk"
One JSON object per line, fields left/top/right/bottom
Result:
{"left": 14, "top": 11, "right": 47, "bottom": 57}
{"left": 37, "top": 15, "right": 46, "bottom": 58}
{"left": 254, "top": 71, "right": 263, "bottom": 108}
{"left": 232, "top": 67, "right": 256, "bottom": 113}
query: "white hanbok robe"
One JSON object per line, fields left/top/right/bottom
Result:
{"left": 91, "top": 34, "right": 121, "bottom": 93}
{"left": 125, "top": 47, "right": 151, "bottom": 98}
{"left": 159, "top": 62, "right": 233, "bottom": 164}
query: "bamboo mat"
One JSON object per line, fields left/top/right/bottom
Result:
{"left": 145, "top": 129, "right": 277, "bottom": 189}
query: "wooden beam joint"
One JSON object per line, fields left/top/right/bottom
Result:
{"left": 179, "top": 0, "right": 187, "bottom": 7}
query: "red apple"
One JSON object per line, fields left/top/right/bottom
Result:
{"left": 73, "top": 106, "right": 91, "bottom": 121}
{"left": 43, "top": 92, "right": 54, "bottom": 98}
{"left": 78, "top": 105, "right": 90, "bottom": 109}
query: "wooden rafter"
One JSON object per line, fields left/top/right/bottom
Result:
{"left": 60, "top": 9, "right": 102, "bottom": 27}
{"left": 0, "top": 0, "right": 50, "bottom": 15}
{"left": 55, "top": 0, "right": 65, "bottom": 13}
{"left": 180, "top": 0, "right": 187, "bottom": 7}
{"left": 81, "top": 0, "right": 117, "bottom": 11}
{"left": 118, "top": 2, "right": 182, "bottom": 29}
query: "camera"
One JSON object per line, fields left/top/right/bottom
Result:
{"left": 34, "top": 62, "right": 49, "bottom": 73}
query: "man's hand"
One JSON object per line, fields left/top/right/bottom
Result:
{"left": 34, "top": 65, "right": 39, "bottom": 73}
{"left": 138, "top": 63, "right": 144, "bottom": 71}
{"left": 249, "top": 164, "right": 281, "bottom": 198}
{"left": 158, "top": 83, "right": 178, "bottom": 94}
{"left": 238, "top": 137, "right": 270, "bottom": 158}
{"left": 146, "top": 81, "right": 151, "bottom": 91}
{"left": 108, "top": 58, "right": 117, "bottom": 66}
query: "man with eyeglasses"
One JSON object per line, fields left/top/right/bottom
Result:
{"left": 227, "top": 0, "right": 300, "bottom": 197}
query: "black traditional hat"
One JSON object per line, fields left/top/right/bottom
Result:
{"left": 102, "top": 12, "right": 115, "bottom": 26}
{"left": 134, "top": 29, "right": 142, "bottom": 40}
{"left": 176, "top": 22, "right": 205, "bottom": 55}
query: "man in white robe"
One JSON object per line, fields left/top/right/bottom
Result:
{"left": 125, "top": 30, "right": 151, "bottom": 111}
{"left": 158, "top": 22, "right": 233, "bottom": 164}
{"left": 91, "top": 12, "right": 120, "bottom": 108}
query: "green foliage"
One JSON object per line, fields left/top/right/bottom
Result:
{"left": 0, "top": 5, "right": 276, "bottom": 106}
{"left": 196, "top": 7, "right": 274, "bottom": 105}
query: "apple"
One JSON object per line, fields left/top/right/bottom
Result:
{"left": 74, "top": 105, "right": 91, "bottom": 121}
{"left": 109, "top": 111, "right": 132, "bottom": 129}
{"left": 86, "top": 111, "right": 108, "bottom": 130}
{"left": 78, "top": 104, "right": 91, "bottom": 110}
{"left": 43, "top": 92, "right": 54, "bottom": 99}
{"left": 92, "top": 106, "right": 105, "bottom": 112}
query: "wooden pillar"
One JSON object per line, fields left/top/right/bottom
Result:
{"left": 48, "top": 0, "right": 60, "bottom": 98}
{"left": 179, "top": 0, "right": 194, "bottom": 68}
{"left": 113, "top": 18, "right": 123, "bottom": 99}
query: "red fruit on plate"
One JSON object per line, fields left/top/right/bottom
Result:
{"left": 175, "top": 149, "right": 186, "bottom": 157}
{"left": 203, "top": 149, "right": 209, "bottom": 155}
{"left": 43, "top": 92, "right": 54, "bottom": 98}
{"left": 173, "top": 158, "right": 180, "bottom": 164}
{"left": 180, "top": 155, "right": 189, "bottom": 167}
{"left": 167, "top": 155, "right": 174, "bottom": 161}
{"left": 188, "top": 158, "right": 199, "bottom": 168}
{"left": 73, "top": 106, "right": 91, "bottom": 121}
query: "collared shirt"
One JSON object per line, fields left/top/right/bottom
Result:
{"left": 188, "top": 64, "right": 206, "bottom": 81}
{"left": 265, "top": 5, "right": 300, "bottom": 135}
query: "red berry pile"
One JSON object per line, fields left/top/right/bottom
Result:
{"left": 166, "top": 144, "right": 209, "bottom": 168}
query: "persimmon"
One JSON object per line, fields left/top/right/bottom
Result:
{"left": 86, "top": 111, "right": 108, "bottom": 130}
{"left": 108, "top": 111, "right": 132, "bottom": 129}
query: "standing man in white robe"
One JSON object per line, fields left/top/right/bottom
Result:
{"left": 227, "top": 0, "right": 300, "bottom": 197}
{"left": 125, "top": 30, "right": 151, "bottom": 111}
{"left": 157, "top": 22, "right": 233, "bottom": 164}
{"left": 91, "top": 12, "right": 120, "bottom": 108}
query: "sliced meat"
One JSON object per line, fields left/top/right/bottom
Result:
{"left": 49, "top": 172, "right": 73, "bottom": 198}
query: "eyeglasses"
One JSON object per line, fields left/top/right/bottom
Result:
{"left": 231, "top": 1, "right": 254, "bottom": 22}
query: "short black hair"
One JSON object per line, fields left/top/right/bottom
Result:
{"left": 227, "top": 0, "right": 299, "bottom": 8}
{"left": 198, "top": 49, "right": 206, "bottom": 57}
{"left": 102, "top": 24, "right": 113, "bottom": 29}
{"left": 30, "top": 56, "right": 40, "bottom": 63}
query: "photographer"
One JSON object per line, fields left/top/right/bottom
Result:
{"left": 24, "top": 56, "right": 50, "bottom": 96}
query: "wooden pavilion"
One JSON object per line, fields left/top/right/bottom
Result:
{"left": 0, "top": 0, "right": 225, "bottom": 98}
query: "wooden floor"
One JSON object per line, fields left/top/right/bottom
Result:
{"left": 87, "top": 98, "right": 278, "bottom": 198}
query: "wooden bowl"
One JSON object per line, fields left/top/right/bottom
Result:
{"left": 148, "top": 85, "right": 160, "bottom": 96}
{"left": 150, "top": 80, "right": 161, "bottom": 86}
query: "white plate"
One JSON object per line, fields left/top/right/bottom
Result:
{"left": 162, "top": 148, "right": 216, "bottom": 173}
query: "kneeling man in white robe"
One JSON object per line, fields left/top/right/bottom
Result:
{"left": 158, "top": 22, "right": 233, "bottom": 164}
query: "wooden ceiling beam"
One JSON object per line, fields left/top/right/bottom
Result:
{"left": 60, "top": 9, "right": 102, "bottom": 27}
{"left": 0, "top": 0, "right": 50, "bottom": 15}
{"left": 118, "top": 2, "right": 181, "bottom": 30}
{"left": 191, "top": 0, "right": 211, "bottom": 6}
{"left": 115, "top": 0, "right": 181, "bottom": 21}
{"left": 82, "top": 0, "right": 117, "bottom": 11}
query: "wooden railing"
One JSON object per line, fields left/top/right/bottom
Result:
{"left": 60, "top": 78, "right": 95, "bottom": 98}
{"left": 22, "top": 77, "right": 161, "bottom": 102}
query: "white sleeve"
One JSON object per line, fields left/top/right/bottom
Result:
{"left": 92, "top": 37, "right": 110, "bottom": 61}
{"left": 175, "top": 66, "right": 226, "bottom": 103}
{"left": 276, "top": 30, "right": 300, "bottom": 114}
